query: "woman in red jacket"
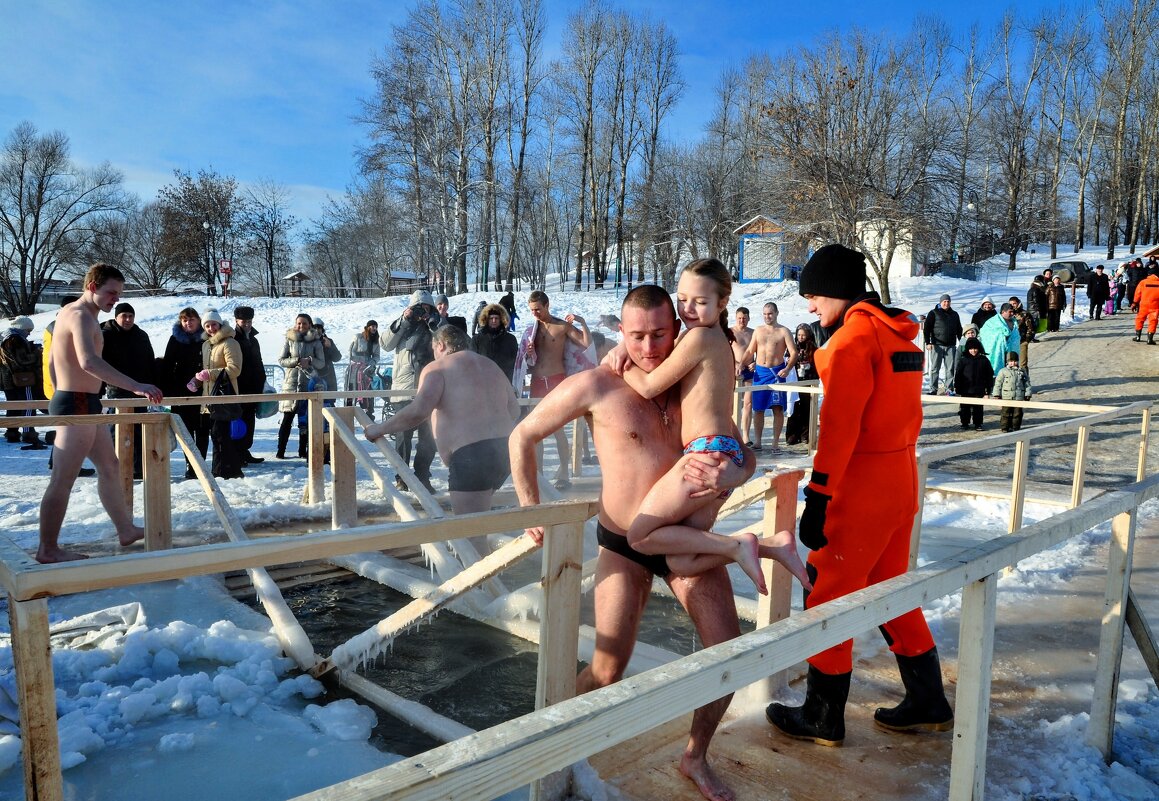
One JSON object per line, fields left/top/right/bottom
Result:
{"left": 766, "top": 244, "right": 953, "bottom": 747}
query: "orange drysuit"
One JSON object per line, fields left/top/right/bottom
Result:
{"left": 1133, "top": 273, "right": 1159, "bottom": 334}
{"left": 804, "top": 296, "right": 935, "bottom": 675}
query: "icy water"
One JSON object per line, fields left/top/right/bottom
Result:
{"left": 272, "top": 572, "right": 753, "bottom": 757}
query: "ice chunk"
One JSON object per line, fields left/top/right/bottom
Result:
{"left": 304, "top": 699, "right": 377, "bottom": 742}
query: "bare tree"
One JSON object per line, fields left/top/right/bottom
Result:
{"left": 158, "top": 168, "right": 248, "bottom": 295}
{"left": 241, "top": 179, "right": 298, "bottom": 298}
{"left": 0, "top": 121, "right": 129, "bottom": 313}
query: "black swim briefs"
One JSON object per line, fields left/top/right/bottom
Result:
{"left": 447, "top": 436, "right": 511, "bottom": 492}
{"left": 49, "top": 391, "right": 103, "bottom": 416}
{"left": 596, "top": 521, "right": 670, "bottom": 578}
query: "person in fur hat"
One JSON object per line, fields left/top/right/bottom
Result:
{"left": 472, "top": 302, "right": 518, "bottom": 382}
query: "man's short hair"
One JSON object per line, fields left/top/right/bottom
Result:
{"left": 528, "top": 290, "right": 550, "bottom": 306}
{"left": 622, "top": 285, "right": 676, "bottom": 319}
{"left": 1000, "top": 302, "right": 1014, "bottom": 313}
{"left": 764, "top": 302, "right": 778, "bottom": 313}
{"left": 736, "top": 306, "right": 750, "bottom": 316}
{"left": 434, "top": 324, "right": 470, "bottom": 353}
{"left": 83, "top": 263, "right": 124, "bottom": 290}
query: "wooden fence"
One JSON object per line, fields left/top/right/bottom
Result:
{"left": 0, "top": 389, "right": 1155, "bottom": 801}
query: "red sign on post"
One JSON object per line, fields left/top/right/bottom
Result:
{"left": 219, "top": 259, "right": 233, "bottom": 275}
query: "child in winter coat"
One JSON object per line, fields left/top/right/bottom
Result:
{"left": 953, "top": 337, "right": 993, "bottom": 431}
{"left": 993, "top": 351, "right": 1032, "bottom": 432}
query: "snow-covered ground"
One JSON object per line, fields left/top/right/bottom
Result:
{"left": 0, "top": 245, "right": 1155, "bottom": 800}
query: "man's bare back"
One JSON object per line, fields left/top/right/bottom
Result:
{"left": 420, "top": 350, "right": 520, "bottom": 464}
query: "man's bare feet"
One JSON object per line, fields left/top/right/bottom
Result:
{"left": 757, "top": 528, "right": 812, "bottom": 590}
{"left": 732, "top": 531, "right": 767, "bottom": 595}
{"left": 118, "top": 525, "right": 145, "bottom": 548}
{"left": 679, "top": 752, "right": 735, "bottom": 801}
{"left": 35, "top": 546, "right": 90, "bottom": 564}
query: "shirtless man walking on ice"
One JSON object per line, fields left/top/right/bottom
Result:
{"left": 37, "top": 263, "right": 163, "bottom": 563}
{"left": 365, "top": 325, "right": 520, "bottom": 555}
{"left": 730, "top": 306, "right": 755, "bottom": 444}
{"left": 740, "top": 302, "right": 797, "bottom": 452}
{"left": 525, "top": 290, "right": 591, "bottom": 489}
{"left": 512, "top": 285, "right": 779, "bottom": 801}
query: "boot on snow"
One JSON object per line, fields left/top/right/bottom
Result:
{"left": 1149, "top": 333, "right": 1156, "bottom": 345}
{"left": 766, "top": 665, "right": 851, "bottom": 747}
{"left": 873, "top": 648, "right": 954, "bottom": 733}
{"left": 1134, "top": 330, "right": 1143, "bottom": 342}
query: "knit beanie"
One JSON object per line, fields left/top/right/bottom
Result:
{"left": 114, "top": 302, "right": 135, "bottom": 316}
{"left": 202, "top": 308, "right": 223, "bottom": 325}
{"left": 798, "top": 244, "right": 867, "bottom": 300}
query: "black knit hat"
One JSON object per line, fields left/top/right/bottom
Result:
{"left": 798, "top": 244, "right": 867, "bottom": 300}
{"left": 233, "top": 306, "right": 255, "bottom": 321}
{"left": 114, "top": 302, "right": 135, "bottom": 316}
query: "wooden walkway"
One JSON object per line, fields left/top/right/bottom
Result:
{"left": 587, "top": 500, "right": 1159, "bottom": 801}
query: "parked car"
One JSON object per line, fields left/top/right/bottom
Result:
{"left": 1048, "top": 260, "right": 1092, "bottom": 284}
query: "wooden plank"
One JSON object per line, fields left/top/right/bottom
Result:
{"left": 757, "top": 468, "right": 803, "bottom": 696}
{"left": 338, "top": 670, "right": 475, "bottom": 743}
{"left": 531, "top": 518, "right": 584, "bottom": 801}
{"left": 910, "top": 458, "right": 930, "bottom": 570}
{"left": 307, "top": 396, "right": 326, "bottom": 504}
{"left": 142, "top": 420, "right": 172, "bottom": 551}
{"left": 6, "top": 501, "right": 600, "bottom": 600}
{"left": 114, "top": 407, "right": 134, "bottom": 511}
{"left": 1008, "top": 440, "right": 1029, "bottom": 534}
{"left": 323, "top": 535, "right": 539, "bottom": 673}
{"left": 8, "top": 596, "right": 62, "bottom": 801}
{"left": 352, "top": 408, "right": 445, "bottom": 519}
{"left": 1071, "top": 424, "right": 1089, "bottom": 509}
{"left": 1087, "top": 508, "right": 1136, "bottom": 758}
{"left": 948, "top": 575, "right": 997, "bottom": 801}
{"left": 1137, "top": 406, "right": 1152, "bottom": 482}
{"left": 328, "top": 407, "right": 358, "bottom": 529}
{"left": 1126, "top": 588, "right": 1159, "bottom": 686}
{"left": 717, "top": 474, "right": 772, "bottom": 520}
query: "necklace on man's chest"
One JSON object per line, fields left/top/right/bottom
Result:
{"left": 651, "top": 393, "right": 671, "bottom": 427}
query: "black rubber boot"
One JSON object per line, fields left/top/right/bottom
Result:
{"left": 1149, "top": 333, "right": 1156, "bottom": 345}
{"left": 1134, "top": 330, "right": 1142, "bottom": 342}
{"left": 276, "top": 427, "right": 290, "bottom": 458}
{"left": 766, "top": 666, "right": 850, "bottom": 747}
{"left": 873, "top": 648, "right": 955, "bottom": 733}
{"left": 297, "top": 431, "right": 308, "bottom": 459}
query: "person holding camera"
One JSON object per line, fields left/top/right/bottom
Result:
{"left": 276, "top": 313, "right": 327, "bottom": 459}
{"left": 381, "top": 290, "right": 439, "bottom": 493}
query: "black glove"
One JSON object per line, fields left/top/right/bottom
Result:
{"left": 799, "top": 487, "right": 832, "bottom": 551}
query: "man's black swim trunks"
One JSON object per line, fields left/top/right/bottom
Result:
{"left": 596, "top": 521, "right": 670, "bottom": 577}
{"left": 447, "top": 436, "right": 511, "bottom": 492}
{"left": 49, "top": 391, "right": 103, "bottom": 415}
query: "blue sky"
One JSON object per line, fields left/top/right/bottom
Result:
{"left": 1, "top": 1, "right": 1058, "bottom": 225}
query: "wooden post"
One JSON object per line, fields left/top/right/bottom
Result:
{"left": 330, "top": 407, "right": 358, "bottom": 529}
{"left": 1007, "top": 439, "right": 1029, "bottom": 533}
{"left": 807, "top": 388, "right": 820, "bottom": 456}
{"left": 757, "top": 469, "right": 803, "bottom": 696}
{"left": 570, "top": 417, "right": 583, "bottom": 476}
{"left": 9, "top": 596, "right": 63, "bottom": 801}
{"left": 909, "top": 457, "right": 930, "bottom": 570}
{"left": 948, "top": 574, "right": 997, "bottom": 801}
{"left": 531, "top": 518, "right": 584, "bottom": 801}
{"left": 733, "top": 386, "right": 744, "bottom": 430}
{"left": 142, "top": 418, "right": 172, "bottom": 551}
{"left": 306, "top": 395, "right": 325, "bottom": 504}
{"left": 1087, "top": 508, "right": 1136, "bottom": 758}
{"left": 1137, "top": 406, "right": 1151, "bottom": 482}
{"left": 1070, "top": 424, "right": 1089, "bottom": 509}
{"left": 114, "top": 406, "right": 134, "bottom": 510}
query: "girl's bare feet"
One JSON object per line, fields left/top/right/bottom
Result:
{"left": 731, "top": 531, "right": 767, "bottom": 595}
{"left": 756, "top": 528, "right": 812, "bottom": 590}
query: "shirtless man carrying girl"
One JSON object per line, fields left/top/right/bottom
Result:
{"left": 608, "top": 258, "right": 810, "bottom": 595}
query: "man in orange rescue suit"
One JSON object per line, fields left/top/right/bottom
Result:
{"left": 1132, "top": 263, "right": 1159, "bottom": 344}
{"left": 766, "top": 243, "right": 954, "bottom": 747}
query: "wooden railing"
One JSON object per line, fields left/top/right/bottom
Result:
{"left": 0, "top": 392, "right": 1155, "bottom": 801}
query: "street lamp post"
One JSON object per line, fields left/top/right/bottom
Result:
{"left": 202, "top": 219, "right": 214, "bottom": 296}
